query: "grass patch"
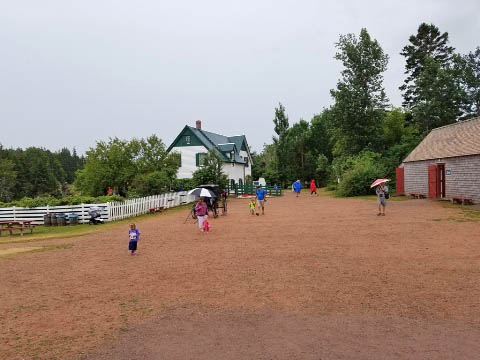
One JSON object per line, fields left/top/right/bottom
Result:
{"left": 441, "top": 202, "right": 480, "bottom": 223}
{"left": 0, "top": 243, "right": 73, "bottom": 258}
{"left": 0, "top": 203, "right": 194, "bottom": 245}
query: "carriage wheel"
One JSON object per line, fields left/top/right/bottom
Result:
{"left": 191, "top": 205, "right": 197, "bottom": 219}
{"left": 213, "top": 204, "right": 219, "bottom": 218}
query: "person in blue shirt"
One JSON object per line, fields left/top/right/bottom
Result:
{"left": 292, "top": 180, "right": 302, "bottom": 197}
{"left": 255, "top": 185, "right": 267, "bottom": 215}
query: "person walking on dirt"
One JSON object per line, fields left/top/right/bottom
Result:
{"left": 310, "top": 179, "right": 317, "bottom": 196}
{"left": 128, "top": 223, "right": 140, "bottom": 255}
{"left": 195, "top": 197, "right": 208, "bottom": 230}
{"left": 249, "top": 199, "right": 256, "bottom": 215}
{"left": 202, "top": 215, "right": 211, "bottom": 232}
{"left": 292, "top": 180, "right": 302, "bottom": 197}
{"left": 376, "top": 183, "right": 388, "bottom": 216}
{"left": 255, "top": 185, "right": 267, "bottom": 215}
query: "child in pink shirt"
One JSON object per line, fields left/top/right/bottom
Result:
{"left": 202, "top": 215, "right": 211, "bottom": 232}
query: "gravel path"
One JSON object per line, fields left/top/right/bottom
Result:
{"left": 1, "top": 193, "right": 479, "bottom": 359}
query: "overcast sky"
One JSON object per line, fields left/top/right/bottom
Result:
{"left": 1, "top": 0, "right": 479, "bottom": 154}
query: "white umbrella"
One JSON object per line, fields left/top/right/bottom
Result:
{"left": 188, "top": 188, "right": 216, "bottom": 198}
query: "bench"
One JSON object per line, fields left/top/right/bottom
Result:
{"left": 451, "top": 197, "right": 473, "bottom": 205}
{"left": 0, "top": 225, "right": 35, "bottom": 236}
{"left": 149, "top": 206, "right": 165, "bottom": 213}
{"left": 410, "top": 193, "right": 426, "bottom": 199}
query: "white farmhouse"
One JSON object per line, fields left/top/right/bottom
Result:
{"left": 167, "top": 121, "right": 253, "bottom": 187}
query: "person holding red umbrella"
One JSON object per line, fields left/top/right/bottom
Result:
{"left": 371, "top": 179, "right": 389, "bottom": 216}
{"left": 310, "top": 179, "right": 317, "bottom": 196}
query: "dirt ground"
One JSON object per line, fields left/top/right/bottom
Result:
{"left": 1, "top": 193, "right": 479, "bottom": 360}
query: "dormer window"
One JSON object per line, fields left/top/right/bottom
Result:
{"left": 186, "top": 136, "right": 191, "bottom": 144}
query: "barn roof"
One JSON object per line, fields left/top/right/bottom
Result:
{"left": 403, "top": 117, "right": 480, "bottom": 162}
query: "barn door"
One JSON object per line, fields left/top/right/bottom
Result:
{"left": 396, "top": 168, "right": 405, "bottom": 195}
{"left": 428, "top": 165, "right": 438, "bottom": 198}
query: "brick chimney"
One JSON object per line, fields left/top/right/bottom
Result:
{"left": 196, "top": 120, "right": 202, "bottom": 129}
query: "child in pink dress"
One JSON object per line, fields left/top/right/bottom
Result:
{"left": 202, "top": 215, "right": 211, "bottom": 232}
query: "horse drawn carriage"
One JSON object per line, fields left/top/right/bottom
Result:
{"left": 190, "top": 184, "right": 227, "bottom": 219}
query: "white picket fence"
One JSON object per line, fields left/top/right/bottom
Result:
{"left": 108, "top": 192, "right": 196, "bottom": 221}
{"left": 0, "top": 192, "right": 196, "bottom": 225}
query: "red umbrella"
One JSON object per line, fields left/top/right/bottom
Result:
{"left": 370, "top": 178, "right": 390, "bottom": 188}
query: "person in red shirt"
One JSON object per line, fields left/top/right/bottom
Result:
{"left": 310, "top": 180, "right": 317, "bottom": 196}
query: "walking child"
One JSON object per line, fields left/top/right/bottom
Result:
{"left": 310, "top": 179, "right": 317, "bottom": 196}
{"left": 249, "top": 199, "right": 256, "bottom": 215}
{"left": 128, "top": 223, "right": 140, "bottom": 255}
{"left": 202, "top": 215, "right": 211, "bottom": 232}
{"left": 292, "top": 180, "right": 302, "bottom": 198}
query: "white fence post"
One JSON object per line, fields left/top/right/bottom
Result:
{"left": 106, "top": 202, "right": 111, "bottom": 222}
{"left": 81, "top": 203, "right": 85, "bottom": 224}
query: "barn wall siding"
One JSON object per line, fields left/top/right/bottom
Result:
{"left": 403, "top": 155, "right": 480, "bottom": 201}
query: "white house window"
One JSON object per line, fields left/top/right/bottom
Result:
{"left": 196, "top": 152, "right": 207, "bottom": 166}
{"left": 186, "top": 136, "right": 191, "bottom": 144}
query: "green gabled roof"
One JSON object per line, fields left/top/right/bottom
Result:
{"left": 218, "top": 143, "right": 236, "bottom": 152}
{"left": 227, "top": 135, "right": 248, "bottom": 152}
{"left": 167, "top": 125, "right": 249, "bottom": 164}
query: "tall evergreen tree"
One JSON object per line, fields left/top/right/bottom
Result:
{"left": 272, "top": 103, "right": 290, "bottom": 186}
{"left": 400, "top": 23, "right": 455, "bottom": 108}
{"left": 330, "top": 28, "right": 389, "bottom": 155}
{"left": 412, "top": 56, "right": 465, "bottom": 132}
{"left": 457, "top": 47, "right": 480, "bottom": 119}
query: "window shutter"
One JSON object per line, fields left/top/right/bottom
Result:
{"left": 196, "top": 153, "right": 199, "bottom": 166}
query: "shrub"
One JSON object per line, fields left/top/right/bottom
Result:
{"left": 173, "top": 178, "right": 195, "bottom": 191}
{"left": 336, "top": 152, "right": 386, "bottom": 197}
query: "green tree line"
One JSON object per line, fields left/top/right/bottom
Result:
{"left": 252, "top": 23, "right": 480, "bottom": 196}
{"left": 0, "top": 146, "right": 83, "bottom": 202}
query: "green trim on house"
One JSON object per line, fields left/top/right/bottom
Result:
{"left": 167, "top": 125, "right": 252, "bottom": 165}
{"left": 195, "top": 152, "right": 208, "bottom": 166}
{"left": 241, "top": 141, "right": 247, "bottom": 151}
{"left": 167, "top": 126, "right": 205, "bottom": 150}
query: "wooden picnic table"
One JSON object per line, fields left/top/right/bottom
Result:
{"left": 0, "top": 220, "right": 35, "bottom": 236}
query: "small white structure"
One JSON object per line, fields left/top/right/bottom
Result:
{"left": 167, "top": 121, "right": 253, "bottom": 186}
{"left": 253, "top": 178, "right": 266, "bottom": 187}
